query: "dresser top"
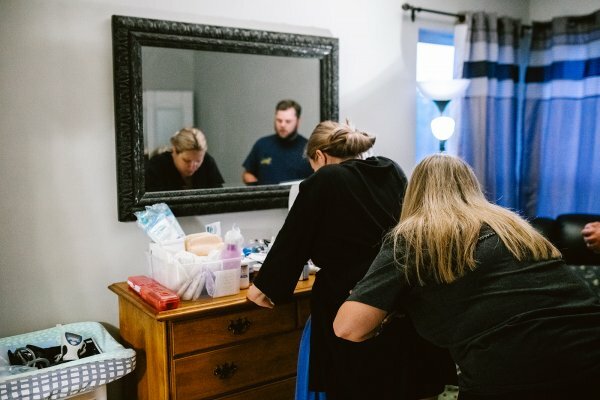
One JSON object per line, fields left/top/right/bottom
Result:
{"left": 109, "top": 276, "right": 314, "bottom": 321}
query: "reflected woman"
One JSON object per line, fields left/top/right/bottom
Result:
{"left": 145, "top": 128, "right": 224, "bottom": 191}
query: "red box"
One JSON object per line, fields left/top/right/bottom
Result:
{"left": 127, "top": 275, "right": 180, "bottom": 311}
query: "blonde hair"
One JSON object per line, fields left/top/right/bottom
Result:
{"left": 391, "top": 154, "right": 561, "bottom": 284}
{"left": 170, "top": 128, "right": 207, "bottom": 154}
{"left": 306, "top": 120, "right": 376, "bottom": 160}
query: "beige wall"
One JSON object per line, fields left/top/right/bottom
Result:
{"left": 529, "top": 0, "right": 598, "bottom": 20}
{"left": 1, "top": 1, "right": 596, "bottom": 395}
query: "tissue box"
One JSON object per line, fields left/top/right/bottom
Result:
{"left": 148, "top": 248, "right": 241, "bottom": 300}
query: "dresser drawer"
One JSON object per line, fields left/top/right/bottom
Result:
{"left": 173, "top": 330, "right": 301, "bottom": 400}
{"left": 171, "top": 302, "right": 297, "bottom": 355}
{"left": 215, "top": 377, "right": 295, "bottom": 400}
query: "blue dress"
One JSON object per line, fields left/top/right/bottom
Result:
{"left": 295, "top": 317, "right": 327, "bottom": 400}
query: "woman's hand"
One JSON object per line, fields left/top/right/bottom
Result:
{"left": 246, "top": 284, "right": 275, "bottom": 308}
{"left": 582, "top": 221, "right": 600, "bottom": 253}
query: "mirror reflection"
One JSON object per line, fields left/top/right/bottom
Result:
{"left": 241, "top": 100, "right": 313, "bottom": 186}
{"left": 145, "top": 127, "right": 225, "bottom": 191}
{"left": 112, "top": 15, "right": 338, "bottom": 221}
{"left": 142, "top": 47, "right": 319, "bottom": 188}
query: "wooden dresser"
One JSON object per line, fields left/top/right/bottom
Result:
{"left": 108, "top": 277, "right": 313, "bottom": 400}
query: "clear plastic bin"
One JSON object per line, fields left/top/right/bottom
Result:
{"left": 149, "top": 250, "right": 241, "bottom": 300}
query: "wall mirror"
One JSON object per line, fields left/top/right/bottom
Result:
{"left": 112, "top": 15, "right": 338, "bottom": 221}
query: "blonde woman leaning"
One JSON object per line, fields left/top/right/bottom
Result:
{"left": 334, "top": 154, "right": 600, "bottom": 400}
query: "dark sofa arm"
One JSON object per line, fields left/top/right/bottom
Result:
{"left": 556, "top": 214, "right": 600, "bottom": 265}
{"left": 530, "top": 217, "right": 559, "bottom": 245}
{"left": 530, "top": 214, "right": 600, "bottom": 266}
{"left": 531, "top": 214, "right": 600, "bottom": 295}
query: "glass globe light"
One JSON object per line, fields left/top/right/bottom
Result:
{"left": 430, "top": 116, "right": 455, "bottom": 141}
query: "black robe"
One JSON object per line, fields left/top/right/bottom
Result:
{"left": 253, "top": 157, "right": 449, "bottom": 399}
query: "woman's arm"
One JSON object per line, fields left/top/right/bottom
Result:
{"left": 247, "top": 284, "right": 274, "bottom": 308}
{"left": 249, "top": 176, "right": 324, "bottom": 304}
{"left": 333, "top": 301, "right": 387, "bottom": 342}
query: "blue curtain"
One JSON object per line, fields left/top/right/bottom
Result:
{"left": 520, "top": 10, "right": 600, "bottom": 217}
{"left": 459, "top": 13, "right": 523, "bottom": 209}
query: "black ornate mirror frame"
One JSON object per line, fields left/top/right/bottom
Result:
{"left": 112, "top": 15, "right": 338, "bottom": 221}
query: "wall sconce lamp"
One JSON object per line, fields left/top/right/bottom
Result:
{"left": 416, "top": 79, "right": 469, "bottom": 152}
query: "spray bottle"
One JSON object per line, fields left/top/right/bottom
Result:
{"left": 221, "top": 225, "right": 243, "bottom": 274}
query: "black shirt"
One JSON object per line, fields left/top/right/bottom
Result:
{"left": 349, "top": 227, "right": 600, "bottom": 395}
{"left": 145, "top": 151, "right": 224, "bottom": 191}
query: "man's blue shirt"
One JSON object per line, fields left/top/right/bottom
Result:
{"left": 243, "top": 133, "right": 313, "bottom": 185}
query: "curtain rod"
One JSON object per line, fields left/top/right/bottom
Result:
{"left": 401, "top": 3, "right": 532, "bottom": 32}
{"left": 402, "top": 3, "right": 465, "bottom": 23}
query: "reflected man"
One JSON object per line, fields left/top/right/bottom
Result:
{"left": 242, "top": 100, "right": 313, "bottom": 185}
{"left": 146, "top": 127, "right": 224, "bottom": 191}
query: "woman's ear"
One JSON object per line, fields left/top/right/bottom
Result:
{"left": 310, "top": 150, "right": 326, "bottom": 172}
{"left": 315, "top": 150, "right": 328, "bottom": 164}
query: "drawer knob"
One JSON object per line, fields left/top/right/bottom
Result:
{"left": 214, "top": 362, "right": 238, "bottom": 379}
{"left": 228, "top": 317, "right": 252, "bottom": 335}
